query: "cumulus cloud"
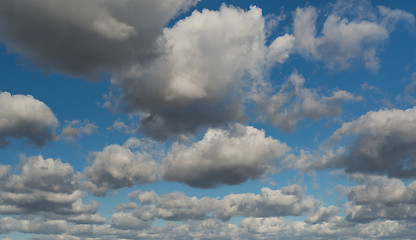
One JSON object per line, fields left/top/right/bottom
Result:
{"left": 319, "top": 107, "right": 416, "bottom": 178}
{"left": 163, "top": 124, "right": 289, "bottom": 188}
{"left": 62, "top": 120, "right": 98, "bottom": 142}
{"left": 0, "top": 92, "right": 58, "bottom": 148}
{"left": 338, "top": 174, "right": 416, "bottom": 222}
{"left": 0, "top": 0, "right": 198, "bottom": 78}
{"left": 85, "top": 137, "right": 158, "bottom": 196}
{"left": 109, "top": 5, "right": 294, "bottom": 140}
{"left": 0, "top": 155, "right": 101, "bottom": 223}
{"left": 254, "top": 72, "right": 361, "bottom": 132}
{"left": 293, "top": 0, "right": 415, "bottom": 71}
{"left": 113, "top": 184, "right": 321, "bottom": 227}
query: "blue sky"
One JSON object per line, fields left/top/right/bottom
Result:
{"left": 1, "top": 0, "right": 416, "bottom": 239}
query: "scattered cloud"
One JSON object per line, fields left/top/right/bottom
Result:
{"left": 254, "top": 72, "right": 361, "bottom": 132}
{"left": 62, "top": 120, "right": 98, "bottom": 142}
{"left": 0, "top": 91, "right": 58, "bottom": 148}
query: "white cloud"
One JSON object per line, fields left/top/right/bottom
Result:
{"left": 163, "top": 124, "right": 289, "bottom": 188}
{"left": 86, "top": 137, "right": 158, "bottom": 196}
{"left": 0, "top": 92, "right": 58, "bottom": 148}
{"left": 110, "top": 5, "right": 293, "bottom": 140}
{"left": 293, "top": 1, "right": 415, "bottom": 71}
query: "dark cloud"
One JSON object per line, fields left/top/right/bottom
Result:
{"left": 0, "top": 0, "right": 198, "bottom": 78}
{"left": 163, "top": 124, "right": 290, "bottom": 188}
{"left": 0, "top": 92, "right": 58, "bottom": 148}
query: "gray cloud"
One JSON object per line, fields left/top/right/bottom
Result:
{"left": 338, "top": 174, "right": 416, "bottom": 222}
{"left": 0, "top": 155, "right": 102, "bottom": 223}
{"left": 62, "top": 120, "right": 98, "bottom": 142}
{"left": 85, "top": 137, "right": 158, "bottom": 196}
{"left": 163, "top": 124, "right": 290, "bottom": 188}
{"left": 253, "top": 72, "right": 361, "bottom": 132}
{"left": 0, "top": 92, "right": 58, "bottom": 148}
{"left": 0, "top": 0, "right": 198, "bottom": 78}
{"left": 293, "top": 1, "right": 415, "bottom": 71}
{"left": 323, "top": 107, "right": 416, "bottom": 178}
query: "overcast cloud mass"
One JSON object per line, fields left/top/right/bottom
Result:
{"left": 1, "top": 0, "right": 416, "bottom": 239}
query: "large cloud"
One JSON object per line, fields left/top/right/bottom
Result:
{"left": 317, "top": 107, "right": 416, "bottom": 178}
{"left": 85, "top": 137, "right": 158, "bottom": 196}
{"left": 109, "top": 5, "right": 294, "bottom": 140}
{"left": 293, "top": 0, "right": 415, "bottom": 71}
{"left": 0, "top": 91, "right": 58, "bottom": 148}
{"left": 0, "top": 0, "right": 198, "bottom": 78}
{"left": 163, "top": 124, "right": 290, "bottom": 188}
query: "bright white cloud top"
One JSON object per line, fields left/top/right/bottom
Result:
{"left": 1, "top": 0, "right": 416, "bottom": 239}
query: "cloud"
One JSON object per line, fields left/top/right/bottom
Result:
{"left": 254, "top": 72, "right": 361, "bottom": 132}
{"left": 109, "top": 5, "right": 293, "bottom": 140}
{"left": 62, "top": 120, "right": 98, "bottom": 142}
{"left": 0, "top": 155, "right": 101, "bottom": 222}
{"left": 163, "top": 124, "right": 289, "bottom": 188}
{"left": 0, "top": 0, "right": 198, "bottom": 78}
{"left": 115, "top": 184, "right": 321, "bottom": 225}
{"left": 338, "top": 174, "right": 416, "bottom": 222}
{"left": 0, "top": 92, "right": 58, "bottom": 148}
{"left": 85, "top": 137, "right": 158, "bottom": 196}
{"left": 322, "top": 107, "right": 416, "bottom": 178}
{"left": 293, "top": 0, "right": 415, "bottom": 71}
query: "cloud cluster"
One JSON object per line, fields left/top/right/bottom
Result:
{"left": 254, "top": 72, "right": 361, "bottom": 132}
{"left": 0, "top": 92, "right": 58, "bottom": 148}
{"left": 293, "top": 0, "right": 415, "bottom": 71}
{"left": 163, "top": 124, "right": 289, "bottom": 188}
{"left": 339, "top": 174, "right": 416, "bottom": 222}
{"left": 0, "top": 155, "right": 104, "bottom": 224}
{"left": 0, "top": 0, "right": 198, "bottom": 78}
{"left": 113, "top": 184, "right": 322, "bottom": 226}
{"left": 86, "top": 137, "right": 158, "bottom": 196}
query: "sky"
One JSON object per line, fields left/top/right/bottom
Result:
{"left": 1, "top": 0, "right": 416, "bottom": 239}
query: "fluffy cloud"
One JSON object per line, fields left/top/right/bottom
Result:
{"left": 0, "top": 92, "right": 58, "bottom": 148}
{"left": 62, "top": 120, "right": 98, "bottom": 142}
{"left": 114, "top": 185, "right": 320, "bottom": 225}
{"left": 254, "top": 72, "right": 361, "bottom": 132}
{"left": 320, "top": 107, "right": 416, "bottom": 178}
{"left": 0, "top": 0, "right": 198, "bottom": 78}
{"left": 293, "top": 1, "right": 415, "bottom": 71}
{"left": 86, "top": 137, "right": 158, "bottom": 196}
{"left": 0, "top": 155, "right": 101, "bottom": 223}
{"left": 163, "top": 124, "right": 289, "bottom": 188}
{"left": 338, "top": 174, "right": 416, "bottom": 222}
{"left": 110, "top": 5, "right": 293, "bottom": 140}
